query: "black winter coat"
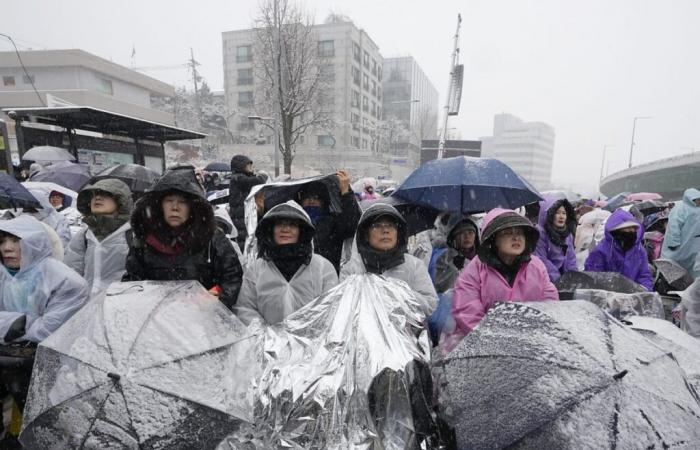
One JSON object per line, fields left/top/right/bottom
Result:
{"left": 228, "top": 156, "right": 266, "bottom": 248}
{"left": 313, "top": 191, "right": 361, "bottom": 272}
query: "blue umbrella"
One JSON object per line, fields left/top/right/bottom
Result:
{"left": 359, "top": 195, "right": 440, "bottom": 236}
{"left": 0, "top": 173, "right": 42, "bottom": 209}
{"left": 29, "top": 161, "right": 91, "bottom": 191}
{"left": 393, "top": 156, "right": 542, "bottom": 214}
{"left": 603, "top": 192, "right": 631, "bottom": 212}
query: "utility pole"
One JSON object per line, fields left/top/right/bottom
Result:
{"left": 437, "top": 14, "right": 462, "bottom": 160}
{"left": 189, "top": 48, "right": 202, "bottom": 122}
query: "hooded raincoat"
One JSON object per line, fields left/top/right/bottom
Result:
{"left": 534, "top": 196, "right": 578, "bottom": 282}
{"left": 26, "top": 187, "right": 72, "bottom": 248}
{"left": 123, "top": 167, "right": 244, "bottom": 309}
{"left": 234, "top": 201, "right": 338, "bottom": 325}
{"left": 0, "top": 215, "right": 88, "bottom": 343}
{"left": 340, "top": 203, "right": 437, "bottom": 315}
{"left": 228, "top": 155, "right": 267, "bottom": 249}
{"left": 429, "top": 215, "right": 481, "bottom": 293}
{"left": 661, "top": 188, "right": 700, "bottom": 277}
{"left": 64, "top": 179, "right": 134, "bottom": 295}
{"left": 451, "top": 208, "right": 559, "bottom": 336}
{"left": 585, "top": 209, "right": 654, "bottom": 291}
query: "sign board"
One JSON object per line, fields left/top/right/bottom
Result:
{"left": 78, "top": 148, "right": 134, "bottom": 173}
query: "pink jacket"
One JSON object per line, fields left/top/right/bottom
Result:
{"left": 452, "top": 255, "right": 559, "bottom": 335}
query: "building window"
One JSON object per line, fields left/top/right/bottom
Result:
{"left": 376, "top": 106, "right": 382, "bottom": 120}
{"left": 363, "top": 73, "right": 369, "bottom": 90}
{"left": 318, "top": 135, "right": 334, "bottom": 146}
{"left": 22, "top": 74, "right": 35, "bottom": 84}
{"left": 2, "top": 76, "right": 15, "bottom": 86}
{"left": 362, "top": 138, "right": 368, "bottom": 149}
{"left": 353, "top": 42, "right": 361, "bottom": 63}
{"left": 377, "top": 86, "right": 381, "bottom": 101}
{"left": 236, "top": 45, "right": 252, "bottom": 63}
{"left": 351, "top": 90, "right": 360, "bottom": 108}
{"left": 371, "top": 59, "right": 377, "bottom": 76}
{"left": 371, "top": 80, "right": 376, "bottom": 96}
{"left": 377, "top": 65, "right": 382, "bottom": 81}
{"left": 351, "top": 66, "right": 360, "bottom": 86}
{"left": 317, "top": 40, "right": 335, "bottom": 58}
{"left": 298, "top": 135, "right": 305, "bottom": 144}
{"left": 363, "top": 51, "right": 370, "bottom": 68}
{"left": 351, "top": 136, "right": 360, "bottom": 148}
{"left": 238, "top": 91, "right": 253, "bottom": 107}
{"left": 237, "top": 68, "right": 253, "bottom": 85}
{"left": 362, "top": 95, "right": 369, "bottom": 112}
{"left": 371, "top": 101, "right": 376, "bottom": 118}
{"left": 97, "top": 78, "right": 113, "bottom": 95}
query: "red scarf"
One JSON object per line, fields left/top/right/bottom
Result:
{"left": 146, "top": 233, "right": 186, "bottom": 258}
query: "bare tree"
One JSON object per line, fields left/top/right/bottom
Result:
{"left": 253, "top": 0, "right": 334, "bottom": 174}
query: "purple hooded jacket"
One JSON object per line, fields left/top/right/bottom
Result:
{"left": 584, "top": 208, "right": 654, "bottom": 291}
{"left": 534, "top": 196, "right": 578, "bottom": 282}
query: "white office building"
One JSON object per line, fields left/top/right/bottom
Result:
{"left": 481, "top": 113, "right": 555, "bottom": 190}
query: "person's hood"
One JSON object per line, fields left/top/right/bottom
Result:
{"left": 604, "top": 208, "right": 643, "bottom": 244}
{"left": 682, "top": 188, "right": 700, "bottom": 207}
{"left": 537, "top": 195, "right": 576, "bottom": 233}
{"left": 430, "top": 213, "right": 451, "bottom": 247}
{"left": 230, "top": 155, "right": 253, "bottom": 174}
{"left": 478, "top": 208, "right": 539, "bottom": 253}
{"left": 357, "top": 203, "right": 408, "bottom": 244}
{"left": 0, "top": 215, "right": 52, "bottom": 270}
{"left": 445, "top": 215, "right": 481, "bottom": 251}
{"left": 148, "top": 166, "right": 205, "bottom": 199}
{"left": 256, "top": 200, "right": 315, "bottom": 256}
{"left": 77, "top": 178, "right": 133, "bottom": 216}
{"left": 26, "top": 188, "right": 56, "bottom": 221}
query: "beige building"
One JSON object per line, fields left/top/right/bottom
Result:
{"left": 222, "top": 19, "right": 387, "bottom": 176}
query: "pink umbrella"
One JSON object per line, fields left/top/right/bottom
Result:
{"left": 627, "top": 192, "right": 663, "bottom": 202}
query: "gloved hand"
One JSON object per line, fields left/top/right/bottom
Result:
{"left": 4, "top": 315, "right": 26, "bottom": 342}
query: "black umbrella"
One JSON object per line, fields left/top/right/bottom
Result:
{"left": 653, "top": 258, "right": 695, "bottom": 295}
{"left": 204, "top": 162, "right": 231, "bottom": 172}
{"left": 436, "top": 300, "right": 700, "bottom": 449}
{"left": 634, "top": 199, "right": 667, "bottom": 215}
{"left": 555, "top": 271, "right": 646, "bottom": 299}
{"left": 360, "top": 195, "right": 440, "bottom": 236}
{"left": 89, "top": 164, "right": 160, "bottom": 193}
{"left": 29, "top": 161, "right": 91, "bottom": 191}
{"left": 0, "top": 173, "right": 42, "bottom": 209}
{"left": 259, "top": 174, "right": 343, "bottom": 214}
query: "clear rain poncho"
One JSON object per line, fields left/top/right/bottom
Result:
{"left": 0, "top": 215, "right": 88, "bottom": 343}
{"left": 677, "top": 278, "right": 700, "bottom": 338}
{"left": 25, "top": 187, "right": 73, "bottom": 248}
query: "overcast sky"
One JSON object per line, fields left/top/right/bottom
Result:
{"left": 3, "top": 0, "right": 699, "bottom": 191}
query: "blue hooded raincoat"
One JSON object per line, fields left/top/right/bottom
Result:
{"left": 661, "top": 188, "right": 700, "bottom": 278}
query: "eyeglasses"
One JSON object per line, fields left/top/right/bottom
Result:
{"left": 370, "top": 221, "right": 398, "bottom": 231}
{"left": 276, "top": 219, "right": 299, "bottom": 229}
{"left": 498, "top": 227, "right": 526, "bottom": 238}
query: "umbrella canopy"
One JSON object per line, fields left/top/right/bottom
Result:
{"left": 0, "top": 173, "right": 42, "bottom": 209}
{"left": 204, "top": 162, "right": 231, "bottom": 172}
{"left": 653, "top": 258, "right": 695, "bottom": 295}
{"left": 22, "top": 182, "right": 78, "bottom": 210}
{"left": 351, "top": 176, "right": 378, "bottom": 192}
{"left": 602, "top": 192, "right": 631, "bottom": 211}
{"left": 541, "top": 189, "right": 582, "bottom": 203}
{"left": 21, "top": 145, "right": 76, "bottom": 162}
{"left": 627, "top": 192, "right": 663, "bottom": 202}
{"left": 634, "top": 199, "right": 667, "bottom": 215}
{"left": 255, "top": 174, "right": 344, "bottom": 214}
{"left": 360, "top": 195, "right": 440, "bottom": 236}
{"left": 629, "top": 316, "right": 700, "bottom": 392}
{"left": 89, "top": 163, "right": 160, "bottom": 193}
{"left": 436, "top": 300, "right": 700, "bottom": 449}
{"left": 555, "top": 271, "right": 647, "bottom": 297}
{"left": 393, "top": 156, "right": 542, "bottom": 214}
{"left": 29, "top": 161, "right": 91, "bottom": 191}
{"left": 21, "top": 281, "right": 258, "bottom": 450}
{"left": 571, "top": 288, "right": 665, "bottom": 320}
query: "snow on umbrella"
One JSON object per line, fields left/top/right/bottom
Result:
{"left": 393, "top": 156, "right": 542, "bottom": 214}
{"left": 634, "top": 199, "right": 667, "bottom": 215}
{"left": 20, "top": 281, "right": 259, "bottom": 450}
{"left": 627, "top": 192, "right": 663, "bottom": 202}
{"left": 360, "top": 195, "right": 440, "bottom": 236}
{"left": 602, "top": 192, "right": 631, "bottom": 211}
{"left": 653, "top": 259, "right": 695, "bottom": 294}
{"left": 541, "top": 189, "right": 581, "bottom": 203}
{"left": 435, "top": 300, "right": 700, "bottom": 449}
{"left": 0, "top": 173, "right": 43, "bottom": 209}
{"left": 89, "top": 163, "right": 160, "bottom": 193}
{"left": 555, "top": 271, "right": 647, "bottom": 296}
{"left": 21, "top": 145, "right": 76, "bottom": 163}
{"left": 204, "top": 162, "right": 231, "bottom": 172}
{"left": 629, "top": 316, "right": 700, "bottom": 392}
{"left": 571, "top": 289, "right": 665, "bottom": 320}
{"left": 29, "top": 161, "right": 91, "bottom": 191}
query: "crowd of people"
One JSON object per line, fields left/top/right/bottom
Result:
{"left": 1, "top": 154, "right": 699, "bottom": 447}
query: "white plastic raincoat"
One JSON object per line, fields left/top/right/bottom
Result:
{"left": 0, "top": 215, "right": 88, "bottom": 343}
{"left": 662, "top": 188, "right": 700, "bottom": 277}
{"left": 26, "top": 187, "right": 73, "bottom": 247}
{"left": 678, "top": 278, "right": 700, "bottom": 338}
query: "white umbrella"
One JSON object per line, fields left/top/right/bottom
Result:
{"left": 21, "top": 145, "right": 76, "bottom": 162}
{"left": 22, "top": 181, "right": 78, "bottom": 201}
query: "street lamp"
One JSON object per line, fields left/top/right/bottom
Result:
{"left": 248, "top": 115, "right": 280, "bottom": 177}
{"left": 600, "top": 144, "right": 613, "bottom": 180}
{"left": 628, "top": 116, "right": 651, "bottom": 168}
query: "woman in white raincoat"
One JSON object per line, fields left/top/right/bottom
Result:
{"left": 24, "top": 187, "right": 73, "bottom": 248}
{"left": 340, "top": 203, "right": 437, "bottom": 315}
{"left": 64, "top": 178, "right": 133, "bottom": 295}
{"left": 234, "top": 201, "right": 338, "bottom": 325}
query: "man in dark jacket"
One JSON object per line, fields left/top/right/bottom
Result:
{"left": 229, "top": 155, "right": 267, "bottom": 250}
{"left": 298, "top": 170, "right": 361, "bottom": 273}
{"left": 123, "top": 166, "right": 244, "bottom": 310}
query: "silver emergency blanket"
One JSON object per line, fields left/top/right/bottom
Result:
{"left": 572, "top": 288, "right": 665, "bottom": 320}
{"left": 218, "top": 274, "right": 437, "bottom": 450}
{"left": 20, "top": 281, "right": 260, "bottom": 450}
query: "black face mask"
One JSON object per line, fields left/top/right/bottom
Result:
{"left": 612, "top": 230, "right": 637, "bottom": 252}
